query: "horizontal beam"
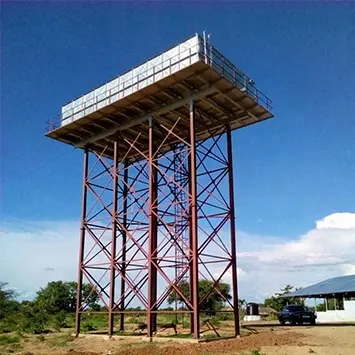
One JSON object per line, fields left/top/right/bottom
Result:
{"left": 76, "top": 86, "right": 216, "bottom": 148}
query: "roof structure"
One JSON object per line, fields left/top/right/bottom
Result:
{"left": 284, "top": 275, "right": 355, "bottom": 298}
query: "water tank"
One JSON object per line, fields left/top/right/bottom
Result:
{"left": 246, "top": 303, "right": 259, "bottom": 316}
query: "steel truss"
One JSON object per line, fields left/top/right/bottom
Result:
{"left": 75, "top": 99, "right": 240, "bottom": 339}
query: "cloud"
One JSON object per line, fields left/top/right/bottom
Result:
{"left": 316, "top": 213, "right": 355, "bottom": 229}
{"left": 235, "top": 212, "right": 355, "bottom": 301}
{"left": 1, "top": 212, "right": 354, "bottom": 304}
{"left": 0, "top": 220, "right": 79, "bottom": 297}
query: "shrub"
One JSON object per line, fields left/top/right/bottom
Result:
{"left": 53, "top": 311, "right": 68, "bottom": 331}
{"left": 82, "top": 321, "right": 97, "bottom": 332}
{"left": 19, "top": 303, "right": 49, "bottom": 334}
{"left": 0, "top": 313, "right": 22, "bottom": 334}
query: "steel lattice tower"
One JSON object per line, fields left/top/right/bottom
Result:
{"left": 46, "top": 33, "right": 273, "bottom": 339}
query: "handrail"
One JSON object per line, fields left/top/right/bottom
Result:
{"left": 46, "top": 40, "right": 272, "bottom": 134}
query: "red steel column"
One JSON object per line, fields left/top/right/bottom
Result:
{"left": 119, "top": 160, "right": 128, "bottom": 331}
{"left": 189, "top": 100, "right": 200, "bottom": 339}
{"left": 188, "top": 140, "right": 194, "bottom": 334}
{"left": 108, "top": 137, "right": 119, "bottom": 336}
{"left": 75, "top": 147, "right": 89, "bottom": 336}
{"left": 226, "top": 124, "right": 240, "bottom": 337}
{"left": 147, "top": 117, "right": 158, "bottom": 337}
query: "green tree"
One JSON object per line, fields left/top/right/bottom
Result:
{"left": 167, "top": 280, "right": 232, "bottom": 312}
{"left": 20, "top": 301, "right": 49, "bottom": 334}
{"left": 35, "top": 281, "right": 99, "bottom": 313}
{"left": 0, "top": 282, "right": 20, "bottom": 321}
{"left": 264, "top": 285, "right": 304, "bottom": 312}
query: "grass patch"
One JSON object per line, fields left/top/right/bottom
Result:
{"left": 112, "top": 331, "right": 144, "bottom": 336}
{"left": 48, "top": 333, "right": 74, "bottom": 348}
{"left": 156, "top": 333, "right": 194, "bottom": 339}
{"left": 0, "top": 334, "right": 21, "bottom": 346}
{"left": 80, "top": 313, "right": 107, "bottom": 332}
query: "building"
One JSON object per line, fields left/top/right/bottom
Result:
{"left": 284, "top": 274, "right": 355, "bottom": 323}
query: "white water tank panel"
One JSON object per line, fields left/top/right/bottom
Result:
{"left": 61, "top": 35, "right": 202, "bottom": 126}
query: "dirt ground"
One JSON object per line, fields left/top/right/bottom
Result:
{"left": 1, "top": 323, "right": 354, "bottom": 355}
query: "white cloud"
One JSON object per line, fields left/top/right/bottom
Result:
{"left": 316, "top": 213, "right": 355, "bottom": 229}
{"left": 213, "top": 267, "right": 247, "bottom": 284}
{"left": 1, "top": 212, "right": 355, "bottom": 303}
{"left": 236, "top": 212, "right": 355, "bottom": 301}
{"left": 0, "top": 220, "right": 79, "bottom": 299}
{"left": 342, "top": 263, "right": 355, "bottom": 276}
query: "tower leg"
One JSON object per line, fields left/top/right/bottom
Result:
{"left": 147, "top": 117, "right": 158, "bottom": 337}
{"left": 108, "top": 136, "right": 119, "bottom": 336}
{"left": 75, "top": 148, "right": 89, "bottom": 336}
{"left": 119, "top": 161, "right": 128, "bottom": 331}
{"left": 189, "top": 100, "right": 200, "bottom": 339}
{"left": 226, "top": 124, "right": 240, "bottom": 337}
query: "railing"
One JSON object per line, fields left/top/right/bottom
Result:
{"left": 203, "top": 45, "right": 273, "bottom": 111}
{"left": 46, "top": 38, "right": 272, "bottom": 134}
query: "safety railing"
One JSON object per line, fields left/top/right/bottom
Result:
{"left": 46, "top": 38, "right": 272, "bottom": 133}
{"left": 203, "top": 45, "right": 273, "bottom": 111}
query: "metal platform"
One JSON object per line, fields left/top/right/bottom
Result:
{"left": 46, "top": 34, "right": 273, "bottom": 161}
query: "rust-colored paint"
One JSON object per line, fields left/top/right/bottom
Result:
{"left": 75, "top": 148, "right": 89, "bottom": 336}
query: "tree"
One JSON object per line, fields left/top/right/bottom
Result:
{"left": 0, "top": 282, "right": 15, "bottom": 302}
{"left": 238, "top": 298, "right": 247, "bottom": 309}
{"left": 167, "top": 280, "right": 232, "bottom": 312}
{"left": 35, "top": 281, "right": 99, "bottom": 313}
{"left": 0, "top": 282, "right": 20, "bottom": 320}
{"left": 264, "top": 285, "right": 304, "bottom": 312}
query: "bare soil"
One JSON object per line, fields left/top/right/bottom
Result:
{"left": 1, "top": 323, "right": 354, "bottom": 355}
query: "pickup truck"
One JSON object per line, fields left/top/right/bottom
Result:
{"left": 278, "top": 305, "right": 317, "bottom": 325}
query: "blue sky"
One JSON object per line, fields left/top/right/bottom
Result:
{"left": 1, "top": 2, "right": 355, "bottom": 299}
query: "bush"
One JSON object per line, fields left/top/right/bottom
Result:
{"left": 82, "top": 321, "right": 97, "bottom": 332}
{"left": 0, "top": 313, "right": 22, "bottom": 333}
{"left": 53, "top": 311, "right": 68, "bottom": 331}
{"left": 19, "top": 303, "right": 49, "bottom": 334}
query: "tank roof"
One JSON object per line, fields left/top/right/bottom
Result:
{"left": 46, "top": 33, "right": 273, "bottom": 160}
